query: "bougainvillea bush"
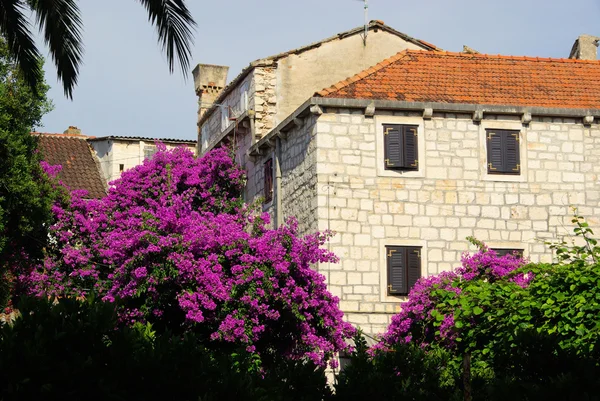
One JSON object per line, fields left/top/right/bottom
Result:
{"left": 376, "top": 244, "right": 529, "bottom": 354}
{"left": 22, "top": 145, "right": 354, "bottom": 368}
{"left": 355, "top": 222, "right": 600, "bottom": 400}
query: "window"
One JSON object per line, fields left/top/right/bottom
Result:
{"left": 264, "top": 158, "right": 273, "bottom": 203}
{"left": 386, "top": 246, "right": 421, "bottom": 295}
{"left": 144, "top": 145, "right": 157, "bottom": 160}
{"left": 491, "top": 248, "right": 524, "bottom": 258}
{"left": 383, "top": 124, "right": 418, "bottom": 170}
{"left": 221, "top": 106, "right": 230, "bottom": 131}
{"left": 119, "top": 164, "right": 124, "bottom": 172}
{"left": 486, "top": 129, "right": 520, "bottom": 174}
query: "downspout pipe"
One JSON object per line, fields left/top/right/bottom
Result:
{"left": 249, "top": 109, "right": 257, "bottom": 145}
{"left": 275, "top": 136, "right": 283, "bottom": 227}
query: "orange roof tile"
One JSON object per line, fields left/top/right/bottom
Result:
{"left": 317, "top": 50, "right": 600, "bottom": 110}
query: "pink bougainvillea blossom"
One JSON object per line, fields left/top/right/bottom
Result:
{"left": 26, "top": 145, "right": 355, "bottom": 367}
{"left": 375, "top": 249, "right": 528, "bottom": 351}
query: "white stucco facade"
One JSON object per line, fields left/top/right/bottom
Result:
{"left": 89, "top": 137, "right": 196, "bottom": 184}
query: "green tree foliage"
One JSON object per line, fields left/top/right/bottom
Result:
{"left": 335, "top": 332, "right": 460, "bottom": 401}
{"left": 0, "top": 37, "right": 56, "bottom": 309}
{"left": 336, "top": 214, "right": 600, "bottom": 400}
{"left": 0, "top": 296, "right": 332, "bottom": 401}
{"left": 0, "top": 0, "right": 196, "bottom": 98}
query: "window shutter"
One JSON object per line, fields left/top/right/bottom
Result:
{"left": 406, "top": 247, "right": 421, "bottom": 292}
{"left": 387, "top": 246, "right": 407, "bottom": 295}
{"left": 504, "top": 132, "right": 520, "bottom": 174}
{"left": 384, "top": 125, "right": 403, "bottom": 169}
{"left": 403, "top": 125, "right": 418, "bottom": 170}
{"left": 487, "top": 131, "right": 504, "bottom": 173}
{"left": 264, "top": 159, "right": 273, "bottom": 203}
{"left": 492, "top": 248, "right": 523, "bottom": 258}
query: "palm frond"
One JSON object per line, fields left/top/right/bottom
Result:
{"left": 0, "top": 0, "right": 42, "bottom": 92}
{"left": 28, "top": 0, "right": 84, "bottom": 99}
{"left": 137, "top": 0, "right": 196, "bottom": 76}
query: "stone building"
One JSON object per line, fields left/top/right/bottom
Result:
{"left": 198, "top": 30, "right": 600, "bottom": 335}
{"left": 194, "top": 21, "right": 437, "bottom": 159}
{"left": 89, "top": 135, "right": 196, "bottom": 183}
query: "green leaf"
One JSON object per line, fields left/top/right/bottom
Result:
{"left": 473, "top": 306, "right": 484, "bottom": 315}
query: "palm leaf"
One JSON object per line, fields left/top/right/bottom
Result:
{"left": 28, "top": 0, "right": 84, "bottom": 99}
{"left": 137, "top": 0, "right": 196, "bottom": 76}
{"left": 0, "top": 0, "right": 42, "bottom": 92}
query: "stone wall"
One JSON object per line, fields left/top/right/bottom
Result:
{"left": 253, "top": 66, "right": 278, "bottom": 137}
{"left": 310, "top": 109, "right": 600, "bottom": 335}
{"left": 198, "top": 27, "right": 432, "bottom": 155}
{"left": 274, "top": 30, "right": 426, "bottom": 125}
{"left": 199, "top": 66, "right": 278, "bottom": 155}
{"left": 246, "top": 115, "right": 319, "bottom": 237}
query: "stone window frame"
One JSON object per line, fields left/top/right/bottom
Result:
{"left": 479, "top": 120, "right": 528, "bottom": 183}
{"left": 375, "top": 116, "right": 426, "bottom": 178}
{"left": 379, "top": 238, "right": 428, "bottom": 303}
{"left": 486, "top": 241, "right": 528, "bottom": 259}
{"left": 491, "top": 248, "right": 524, "bottom": 258}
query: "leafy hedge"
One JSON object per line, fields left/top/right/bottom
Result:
{"left": 335, "top": 213, "right": 600, "bottom": 401}
{"left": 0, "top": 297, "right": 331, "bottom": 401}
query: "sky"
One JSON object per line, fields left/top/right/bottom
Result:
{"left": 36, "top": 0, "right": 600, "bottom": 141}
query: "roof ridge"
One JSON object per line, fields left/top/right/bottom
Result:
{"left": 198, "top": 23, "right": 439, "bottom": 127}
{"left": 404, "top": 49, "right": 600, "bottom": 64}
{"left": 32, "top": 132, "right": 90, "bottom": 139}
{"left": 316, "top": 49, "right": 413, "bottom": 97}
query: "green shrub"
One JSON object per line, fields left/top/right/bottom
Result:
{"left": 0, "top": 297, "right": 331, "bottom": 401}
{"left": 335, "top": 332, "right": 462, "bottom": 401}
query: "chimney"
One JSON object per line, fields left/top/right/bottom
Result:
{"left": 63, "top": 126, "right": 82, "bottom": 136}
{"left": 569, "top": 34, "right": 600, "bottom": 60}
{"left": 192, "top": 64, "right": 229, "bottom": 122}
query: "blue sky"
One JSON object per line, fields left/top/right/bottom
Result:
{"left": 37, "top": 0, "right": 600, "bottom": 140}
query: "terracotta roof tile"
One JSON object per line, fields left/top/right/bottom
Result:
{"left": 316, "top": 50, "right": 600, "bottom": 110}
{"left": 34, "top": 134, "right": 107, "bottom": 199}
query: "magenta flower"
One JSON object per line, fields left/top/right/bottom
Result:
{"left": 26, "top": 145, "right": 355, "bottom": 368}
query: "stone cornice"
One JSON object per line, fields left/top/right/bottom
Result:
{"left": 247, "top": 97, "right": 600, "bottom": 156}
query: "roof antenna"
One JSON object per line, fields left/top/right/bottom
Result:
{"left": 362, "top": 0, "right": 369, "bottom": 46}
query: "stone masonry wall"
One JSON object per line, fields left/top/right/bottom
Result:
{"left": 253, "top": 66, "right": 277, "bottom": 138}
{"left": 199, "top": 66, "right": 277, "bottom": 155}
{"left": 246, "top": 114, "right": 319, "bottom": 237}
{"left": 313, "top": 109, "right": 600, "bottom": 335}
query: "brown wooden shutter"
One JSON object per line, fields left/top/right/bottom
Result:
{"left": 387, "top": 246, "right": 422, "bottom": 295}
{"left": 387, "top": 246, "right": 407, "bottom": 295}
{"left": 403, "top": 125, "right": 419, "bottom": 170}
{"left": 264, "top": 159, "right": 273, "bottom": 203}
{"left": 487, "top": 130, "right": 520, "bottom": 174}
{"left": 384, "top": 125, "right": 403, "bottom": 169}
{"left": 505, "top": 132, "right": 520, "bottom": 174}
{"left": 407, "top": 247, "right": 421, "bottom": 292}
{"left": 492, "top": 248, "right": 523, "bottom": 258}
{"left": 487, "top": 130, "right": 504, "bottom": 173}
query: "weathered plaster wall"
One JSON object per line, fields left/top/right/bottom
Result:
{"left": 90, "top": 140, "right": 196, "bottom": 184}
{"left": 275, "top": 31, "right": 424, "bottom": 124}
{"left": 200, "top": 71, "right": 254, "bottom": 153}
{"left": 310, "top": 109, "right": 600, "bottom": 335}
